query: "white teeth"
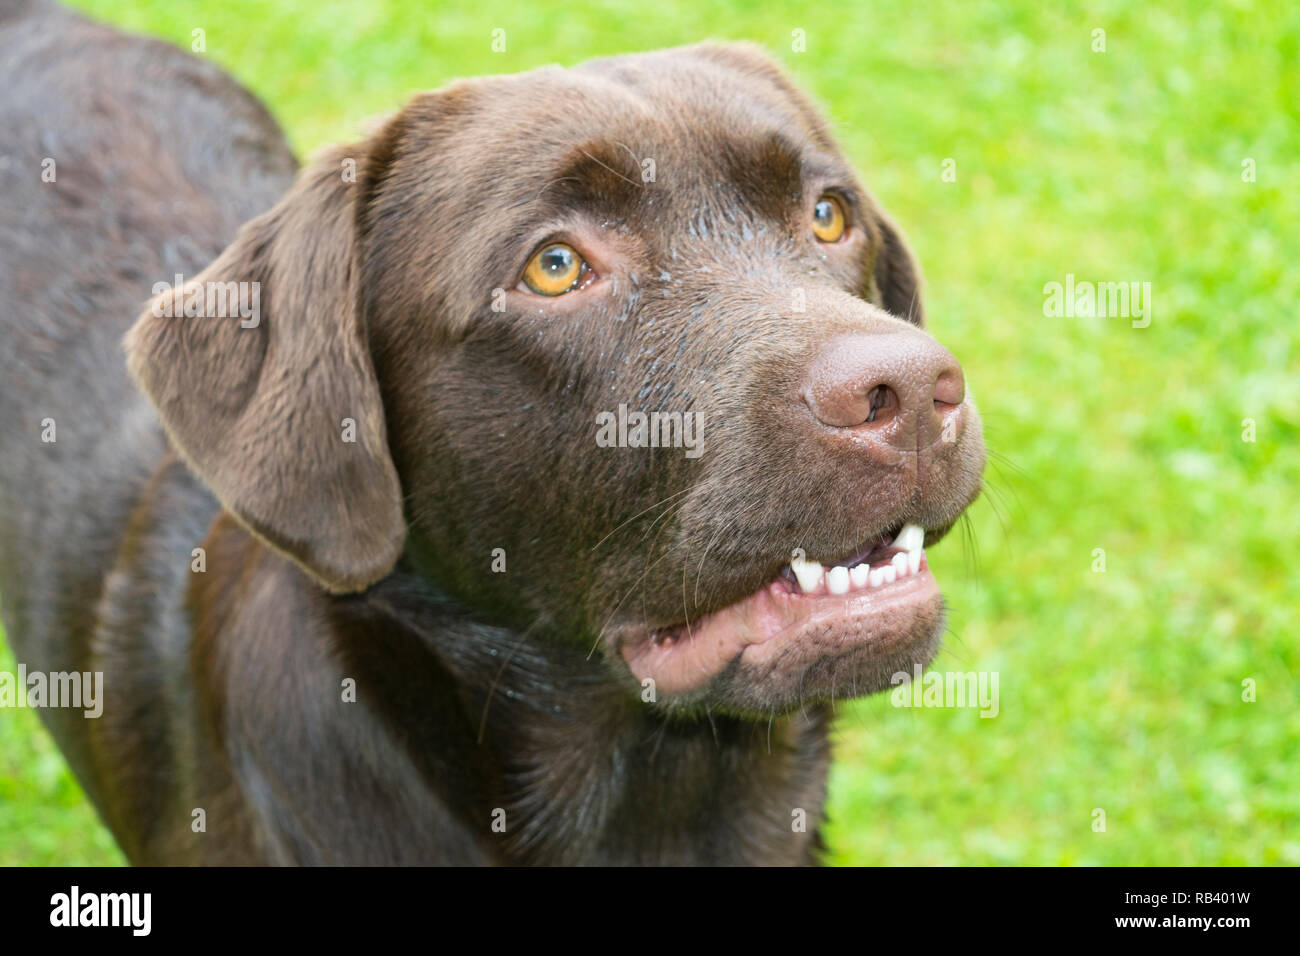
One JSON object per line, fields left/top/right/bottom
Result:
{"left": 792, "top": 525, "right": 928, "bottom": 596}
{"left": 791, "top": 555, "right": 825, "bottom": 594}
{"left": 826, "top": 566, "right": 850, "bottom": 595}
{"left": 892, "top": 522, "right": 925, "bottom": 553}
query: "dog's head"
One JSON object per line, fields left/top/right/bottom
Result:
{"left": 127, "top": 44, "right": 984, "bottom": 715}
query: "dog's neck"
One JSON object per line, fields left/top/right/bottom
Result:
{"left": 339, "top": 568, "right": 833, "bottom": 864}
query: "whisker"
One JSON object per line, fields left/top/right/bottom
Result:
{"left": 477, "top": 619, "right": 544, "bottom": 743}
{"left": 589, "top": 487, "right": 691, "bottom": 553}
{"left": 936, "top": 615, "right": 974, "bottom": 667}
{"left": 693, "top": 528, "right": 724, "bottom": 607}
{"left": 587, "top": 547, "right": 677, "bottom": 661}
{"left": 959, "top": 510, "right": 982, "bottom": 581}
{"left": 510, "top": 175, "right": 582, "bottom": 208}
{"left": 578, "top": 147, "right": 645, "bottom": 190}
{"left": 638, "top": 500, "right": 687, "bottom": 625}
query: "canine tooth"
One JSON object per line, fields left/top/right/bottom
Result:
{"left": 849, "top": 564, "right": 871, "bottom": 588}
{"left": 869, "top": 567, "right": 884, "bottom": 587}
{"left": 891, "top": 552, "right": 909, "bottom": 577}
{"left": 791, "top": 556, "right": 824, "bottom": 594}
{"left": 883, "top": 566, "right": 897, "bottom": 584}
{"left": 908, "top": 549, "right": 922, "bottom": 574}
{"left": 892, "top": 522, "right": 925, "bottom": 552}
{"left": 827, "top": 566, "right": 850, "bottom": 595}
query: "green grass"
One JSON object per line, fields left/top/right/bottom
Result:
{"left": 0, "top": 644, "right": 124, "bottom": 865}
{"left": 2, "top": 0, "right": 1296, "bottom": 865}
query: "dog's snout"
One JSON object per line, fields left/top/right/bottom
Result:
{"left": 801, "top": 332, "right": 966, "bottom": 449}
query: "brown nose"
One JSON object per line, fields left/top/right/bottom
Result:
{"left": 802, "top": 332, "right": 966, "bottom": 449}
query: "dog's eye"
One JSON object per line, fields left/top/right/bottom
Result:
{"left": 521, "top": 242, "right": 590, "bottom": 296}
{"left": 812, "top": 195, "right": 847, "bottom": 243}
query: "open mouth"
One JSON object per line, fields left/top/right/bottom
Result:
{"left": 621, "top": 522, "right": 944, "bottom": 698}
{"left": 783, "top": 522, "right": 926, "bottom": 595}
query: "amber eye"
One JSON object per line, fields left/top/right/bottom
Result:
{"left": 812, "top": 195, "right": 847, "bottom": 242}
{"left": 521, "top": 242, "right": 589, "bottom": 296}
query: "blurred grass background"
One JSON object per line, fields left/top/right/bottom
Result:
{"left": 1, "top": 0, "right": 1296, "bottom": 865}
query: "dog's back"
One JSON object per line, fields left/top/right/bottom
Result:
{"left": 0, "top": 0, "right": 295, "bottom": 845}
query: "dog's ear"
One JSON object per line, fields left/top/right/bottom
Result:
{"left": 125, "top": 146, "right": 405, "bottom": 593}
{"left": 872, "top": 210, "right": 925, "bottom": 325}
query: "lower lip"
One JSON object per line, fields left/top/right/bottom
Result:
{"left": 622, "top": 562, "right": 941, "bottom": 695}
{"left": 747, "top": 564, "right": 939, "bottom": 650}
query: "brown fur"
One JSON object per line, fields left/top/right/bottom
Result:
{"left": 0, "top": 0, "right": 982, "bottom": 863}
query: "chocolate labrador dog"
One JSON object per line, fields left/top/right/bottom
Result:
{"left": 0, "top": 0, "right": 984, "bottom": 864}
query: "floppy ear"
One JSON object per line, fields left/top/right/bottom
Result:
{"left": 125, "top": 146, "right": 405, "bottom": 593}
{"left": 872, "top": 211, "right": 925, "bottom": 325}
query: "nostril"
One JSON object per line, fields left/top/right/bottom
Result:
{"left": 864, "top": 384, "right": 898, "bottom": 424}
{"left": 933, "top": 369, "right": 965, "bottom": 407}
{"left": 800, "top": 333, "right": 965, "bottom": 436}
